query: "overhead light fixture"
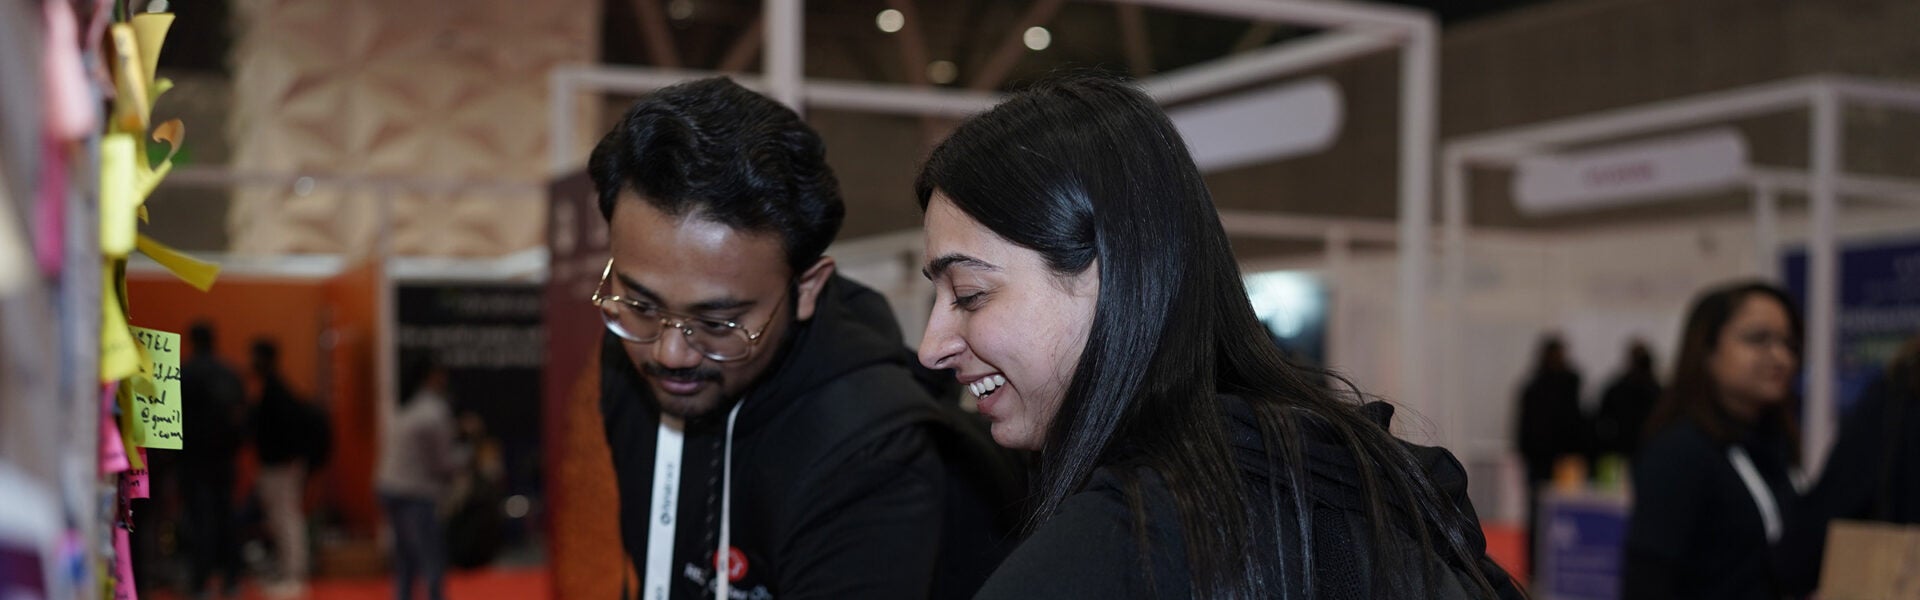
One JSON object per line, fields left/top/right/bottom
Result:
{"left": 876, "top": 9, "right": 904, "bottom": 33}
{"left": 668, "top": 0, "right": 694, "bottom": 20}
{"left": 1024, "top": 26, "right": 1051, "bottom": 51}
{"left": 927, "top": 60, "right": 958, "bottom": 85}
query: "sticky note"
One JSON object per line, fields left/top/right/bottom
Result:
{"left": 130, "top": 13, "right": 174, "bottom": 88}
{"left": 150, "top": 118, "right": 183, "bottom": 164}
{"left": 135, "top": 119, "right": 183, "bottom": 200}
{"left": 99, "top": 134, "right": 137, "bottom": 257}
{"left": 107, "top": 24, "right": 149, "bottom": 135}
{"left": 122, "top": 327, "right": 183, "bottom": 449}
{"left": 35, "top": 140, "right": 67, "bottom": 274}
{"left": 99, "top": 384, "right": 129, "bottom": 474}
{"left": 100, "top": 268, "right": 140, "bottom": 382}
{"left": 136, "top": 234, "right": 219, "bottom": 291}
{"left": 113, "top": 385, "right": 148, "bottom": 471}
{"left": 112, "top": 526, "right": 137, "bottom": 600}
{"left": 121, "top": 465, "right": 149, "bottom": 500}
{"left": 0, "top": 183, "right": 30, "bottom": 296}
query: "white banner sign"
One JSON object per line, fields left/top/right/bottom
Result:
{"left": 1170, "top": 78, "right": 1342, "bottom": 173}
{"left": 1513, "top": 128, "right": 1749, "bottom": 215}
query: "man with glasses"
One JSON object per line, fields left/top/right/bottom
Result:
{"left": 588, "top": 77, "right": 1017, "bottom": 600}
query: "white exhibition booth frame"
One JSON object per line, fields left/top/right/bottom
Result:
{"left": 1441, "top": 74, "right": 1920, "bottom": 474}
{"left": 549, "top": 0, "right": 1448, "bottom": 430}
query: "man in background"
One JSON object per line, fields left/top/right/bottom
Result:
{"left": 1514, "top": 334, "right": 1589, "bottom": 566}
{"left": 1594, "top": 340, "right": 1661, "bottom": 459}
{"left": 249, "top": 339, "right": 326, "bottom": 598}
{"left": 378, "top": 353, "right": 467, "bottom": 600}
{"left": 179, "top": 322, "right": 248, "bottom": 599}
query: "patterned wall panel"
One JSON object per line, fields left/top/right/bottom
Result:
{"left": 227, "top": 0, "right": 598, "bottom": 256}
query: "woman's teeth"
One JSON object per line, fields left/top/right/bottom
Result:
{"left": 969, "top": 374, "right": 1008, "bottom": 397}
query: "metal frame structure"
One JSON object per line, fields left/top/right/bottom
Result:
{"left": 550, "top": 0, "right": 1445, "bottom": 423}
{"left": 1441, "top": 74, "right": 1920, "bottom": 470}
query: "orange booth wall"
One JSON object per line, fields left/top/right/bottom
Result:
{"left": 127, "top": 263, "right": 382, "bottom": 537}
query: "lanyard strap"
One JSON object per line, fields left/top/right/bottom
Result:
{"left": 641, "top": 401, "right": 745, "bottom": 600}
{"left": 644, "top": 418, "right": 686, "bottom": 600}
{"left": 1727, "top": 446, "right": 1783, "bottom": 544}
{"left": 716, "top": 401, "right": 742, "bottom": 600}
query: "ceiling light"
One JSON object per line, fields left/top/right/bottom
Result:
{"left": 927, "top": 60, "right": 958, "bottom": 85}
{"left": 1024, "top": 26, "right": 1051, "bottom": 51}
{"left": 876, "top": 9, "right": 904, "bottom": 33}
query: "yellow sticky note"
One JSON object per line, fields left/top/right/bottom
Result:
{"left": 100, "top": 134, "right": 138, "bottom": 257}
{"left": 107, "top": 24, "right": 149, "bottom": 135}
{"left": 136, "top": 234, "right": 219, "bottom": 291}
{"left": 112, "top": 384, "right": 147, "bottom": 470}
{"left": 130, "top": 13, "right": 174, "bottom": 86}
{"left": 124, "top": 327, "right": 183, "bottom": 449}
{"left": 100, "top": 268, "right": 140, "bottom": 382}
{"left": 134, "top": 119, "right": 181, "bottom": 201}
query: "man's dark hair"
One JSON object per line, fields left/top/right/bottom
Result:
{"left": 588, "top": 76, "right": 845, "bottom": 275}
{"left": 189, "top": 320, "right": 215, "bottom": 354}
{"left": 398, "top": 351, "right": 443, "bottom": 406}
{"left": 250, "top": 338, "right": 279, "bottom": 374}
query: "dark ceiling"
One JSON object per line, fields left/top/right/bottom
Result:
{"left": 598, "top": 0, "right": 1552, "bottom": 88}
{"left": 157, "top": 1, "right": 1554, "bottom": 84}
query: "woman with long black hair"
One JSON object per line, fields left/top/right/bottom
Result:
{"left": 1623, "top": 282, "right": 1803, "bottom": 599}
{"left": 914, "top": 74, "right": 1521, "bottom": 598}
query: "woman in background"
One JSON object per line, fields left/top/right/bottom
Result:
{"left": 914, "top": 74, "right": 1520, "bottom": 599}
{"left": 1623, "top": 281, "right": 1801, "bottom": 599}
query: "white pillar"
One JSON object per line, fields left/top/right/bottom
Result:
{"left": 1440, "top": 150, "right": 1469, "bottom": 448}
{"left": 1396, "top": 21, "right": 1438, "bottom": 442}
{"left": 1752, "top": 183, "right": 1779, "bottom": 281}
{"left": 1805, "top": 87, "right": 1840, "bottom": 475}
{"left": 376, "top": 188, "right": 398, "bottom": 443}
{"left": 548, "top": 69, "right": 576, "bottom": 174}
{"left": 765, "top": 0, "right": 804, "bottom": 113}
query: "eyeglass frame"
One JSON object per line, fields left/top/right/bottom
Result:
{"left": 590, "top": 257, "right": 788, "bottom": 363}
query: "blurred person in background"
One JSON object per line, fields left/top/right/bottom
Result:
{"left": 249, "top": 339, "right": 325, "bottom": 598}
{"left": 914, "top": 74, "right": 1521, "bottom": 598}
{"left": 377, "top": 353, "right": 467, "bottom": 600}
{"left": 1623, "top": 281, "right": 1802, "bottom": 600}
{"left": 1594, "top": 340, "right": 1662, "bottom": 459}
{"left": 444, "top": 409, "right": 505, "bottom": 570}
{"left": 1777, "top": 334, "right": 1920, "bottom": 594}
{"left": 180, "top": 322, "right": 248, "bottom": 599}
{"left": 1514, "top": 334, "right": 1588, "bottom": 562}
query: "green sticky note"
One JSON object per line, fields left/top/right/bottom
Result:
{"left": 126, "top": 326, "right": 183, "bottom": 449}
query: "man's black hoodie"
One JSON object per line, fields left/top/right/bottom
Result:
{"left": 601, "top": 274, "right": 1020, "bottom": 600}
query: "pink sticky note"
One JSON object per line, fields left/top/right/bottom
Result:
{"left": 41, "top": 0, "right": 98, "bottom": 140}
{"left": 99, "top": 384, "right": 129, "bottom": 474}
{"left": 35, "top": 139, "right": 67, "bottom": 275}
{"left": 113, "top": 526, "right": 138, "bottom": 600}
{"left": 121, "top": 465, "right": 148, "bottom": 500}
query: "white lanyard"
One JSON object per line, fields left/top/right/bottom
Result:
{"left": 716, "top": 401, "right": 742, "bottom": 600}
{"left": 644, "top": 416, "right": 686, "bottom": 600}
{"left": 1727, "top": 446, "right": 1783, "bottom": 544}
{"left": 643, "top": 402, "right": 744, "bottom": 600}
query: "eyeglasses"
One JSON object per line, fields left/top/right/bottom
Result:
{"left": 590, "top": 258, "right": 786, "bottom": 362}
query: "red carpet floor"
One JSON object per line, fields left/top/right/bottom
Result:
{"left": 1482, "top": 523, "right": 1530, "bottom": 585}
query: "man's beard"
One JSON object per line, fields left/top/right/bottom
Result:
{"left": 641, "top": 324, "right": 800, "bottom": 422}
